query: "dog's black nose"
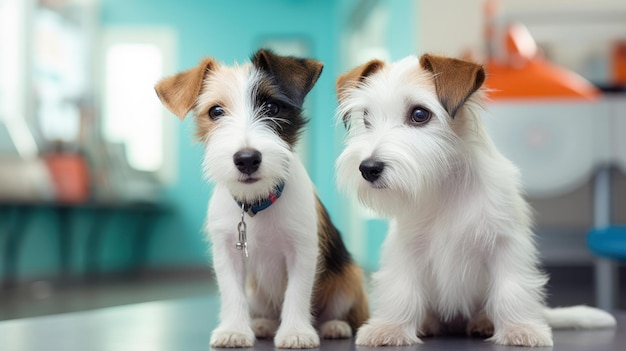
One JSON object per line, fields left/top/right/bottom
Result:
{"left": 359, "top": 159, "right": 385, "bottom": 182}
{"left": 233, "top": 149, "right": 262, "bottom": 175}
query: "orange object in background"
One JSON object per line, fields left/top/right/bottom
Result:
{"left": 612, "top": 41, "right": 626, "bottom": 86}
{"left": 486, "top": 58, "right": 601, "bottom": 101}
{"left": 484, "top": 22, "right": 600, "bottom": 101}
{"left": 44, "top": 153, "right": 90, "bottom": 203}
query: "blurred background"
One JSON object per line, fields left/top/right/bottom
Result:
{"left": 0, "top": 0, "right": 625, "bottom": 320}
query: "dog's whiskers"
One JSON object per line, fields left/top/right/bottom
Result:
{"left": 259, "top": 116, "right": 291, "bottom": 129}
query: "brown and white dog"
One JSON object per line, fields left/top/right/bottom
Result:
{"left": 335, "top": 54, "right": 616, "bottom": 347}
{"left": 154, "top": 49, "right": 368, "bottom": 348}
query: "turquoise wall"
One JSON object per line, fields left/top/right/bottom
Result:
{"left": 388, "top": 0, "right": 417, "bottom": 60}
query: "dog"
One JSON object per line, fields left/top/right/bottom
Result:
{"left": 154, "top": 49, "right": 367, "bottom": 349}
{"left": 335, "top": 53, "right": 616, "bottom": 347}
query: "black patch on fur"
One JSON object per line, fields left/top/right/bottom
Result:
{"left": 251, "top": 49, "right": 323, "bottom": 107}
{"left": 252, "top": 77, "right": 308, "bottom": 148}
{"left": 316, "top": 197, "right": 354, "bottom": 276}
{"left": 250, "top": 49, "right": 323, "bottom": 148}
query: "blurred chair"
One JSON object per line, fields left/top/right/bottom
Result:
{"left": 588, "top": 226, "right": 626, "bottom": 261}
{"left": 587, "top": 42, "right": 626, "bottom": 310}
{"left": 586, "top": 166, "right": 625, "bottom": 310}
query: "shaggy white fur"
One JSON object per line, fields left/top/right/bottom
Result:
{"left": 336, "top": 54, "right": 616, "bottom": 347}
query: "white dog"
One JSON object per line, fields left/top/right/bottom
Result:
{"left": 155, "top": 49, "right": 368, "bottom": 349}
{"left": 335, "top": 53, "right": 616, "bottom": 347}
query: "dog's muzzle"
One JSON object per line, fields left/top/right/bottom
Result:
{"left": 359, "top": 159, "right": 385, "bottom": 183}
{"left": 233, "top": 149, "right": 262, "bottom": 175}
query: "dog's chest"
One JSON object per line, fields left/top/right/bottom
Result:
{"left": 242, "top": 214, "right": 292, "bottom": 256}
{"left": 242, "top": 210, "right": 315, "bottom": 304}
{"left": 246, "top": 228, "right": 289, "bottom": 281}
{"left": 410, "top": 228, "right": 490, "bottom": 316}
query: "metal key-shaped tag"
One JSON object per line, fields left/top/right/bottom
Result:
{"left": 236, "top": 221, "right": 248, "bottom": 258}
{"left": 236, "top": 204, "right": 249, "bottom": 258}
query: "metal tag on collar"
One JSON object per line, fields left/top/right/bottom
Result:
{"left": 245, "top": 207, "right": 257, "bottom": 218}
{"left": 236, "top": 203, "right": 249, "bottom": 258}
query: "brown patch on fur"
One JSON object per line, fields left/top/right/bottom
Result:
{"left": 335, "top": 59, "right": 385, "bottom": 126}
{"left": 335, "top": 59, "right": 385, "bottom": 103}
{"left": 154, "top": 57, "right": 216, "bottom": 119}
{"left": 313, "top": 263, "right": 369, "bottom": 333}
{"left": 313, "top": 198, "right": 369, "bottom": 332}
{"left": 194, "top": 107, "right": 217, "bottom": 141}
{"left": 191, "top": 65, "right": 251, "bottom": 141}
{"left": 419, "top": 54, "right": 485, "bottom": 118}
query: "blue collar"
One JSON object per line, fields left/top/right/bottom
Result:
{"left": 236, "top": 181, "right": 285, "bottom": 217}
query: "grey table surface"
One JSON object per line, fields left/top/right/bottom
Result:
{"left": 0, "top": 295, "right": 623, "bottom": 351}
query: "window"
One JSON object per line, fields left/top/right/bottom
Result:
{"left": 101, "top": 27, "right": 177, "bottom": 182}
{"left": 0, "top": 0, "right": 38, "bottom": 158}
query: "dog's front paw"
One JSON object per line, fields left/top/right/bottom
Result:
{"left": 355, "top": 322, "right": 422, "bottom": 346}
{"left": 466, "top": 312, "right": 494, "bottom": 337}
{"left": 252, "top": 318, "right": 278, "bottom": 339}
{"left": 488, "top": 323, "right": 553, "bottom": 347}
{"left": 210, "top": 327, "right": 255, "bottom": 348}
{"left": 320, "top": 320, "right": 352, "bottom": 339}
{"left": 274, "top": 326, "right": 320, "bottom": 349}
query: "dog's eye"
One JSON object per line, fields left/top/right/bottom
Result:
{"left": 409, "top": 106, "right": 432, "bottom": 126}
{"left": 264, "top": 102, "right": 280, "bottom": 117}
{"left": 208, "top": 105, "right": 226, "bottom": 120}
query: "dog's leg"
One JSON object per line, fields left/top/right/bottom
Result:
{"left": 315, "top": 263, "right": 368, "bottom": 339}
{"left": 420, "top": 310, "right": 443, "bottom": 337}
{"left": 249, "top": 296, "right": 279, "bottom": 339}
{"left": 252, "top": 318, "right": 279, "bottom": 339}
{"left": 466, "top": 310, "right": 494, "bottom": 337}
{"left": 485, "top": 238, "right": 553, "bottom": 347}
{"left": 356, "top": 233, "right": 425, "bottom": 346}
{"left": 315, "top": 292, "right": 353, "bottom": 339}
{"left": 210, "top": 244, "right": 255, "bottom": 348}
{"left": 248, "top": 281, "right": 279, "bottom": 339}
{"left": 319, "top": 320, "right": 352, "bottom": 339}
{"left": 274, "top": 244, "right": 320, "bottom": 349}
{"left": 356, "top": 274, "right": 425, "bottom": 346}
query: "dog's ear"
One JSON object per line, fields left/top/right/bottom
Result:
{"left": 335, "top": 59, "right": 385, "bottom": 127}
{"left": 252, "top": 49, "right": 323, "bottom": 107}
{"left": 154, "top": 57, "right": 217, "bottom": 120}
{"left": 419, "top": 54, "right": 485, "bottom": 118}
{"left": 335, "top": 59, "right": 385, "bottom": 103}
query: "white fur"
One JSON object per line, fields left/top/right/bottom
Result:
{"left": 336, "top": 56, "right": 616, "bottom": 347}
{"left": 542, "top": 306, "right": 618, "bottom": 329}
{"left": 199, "top": 64, "right": 320, "bottom": 348}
